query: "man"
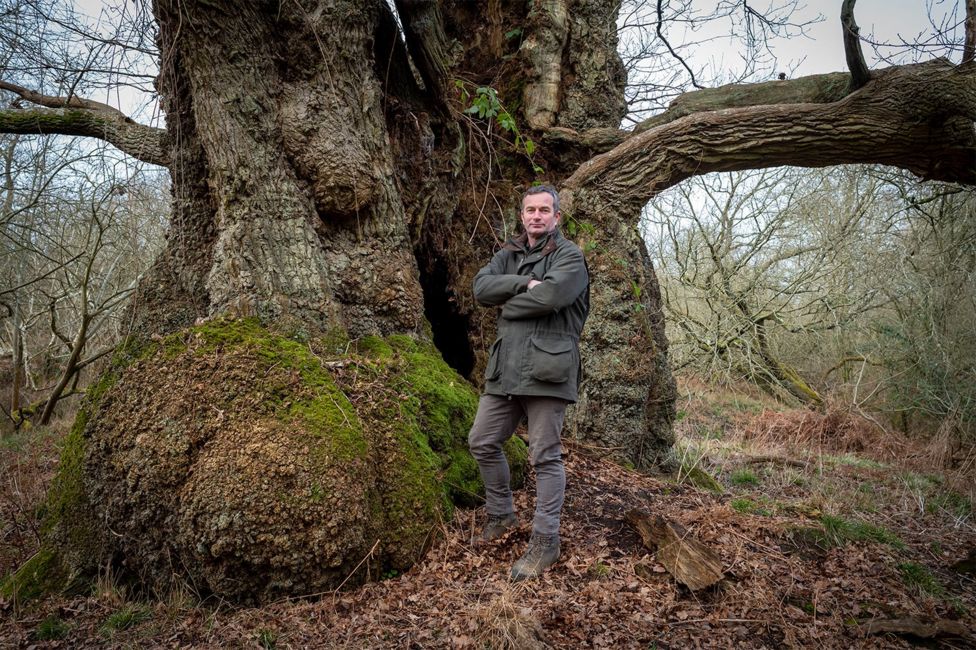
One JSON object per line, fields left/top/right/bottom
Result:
{"left": 468, "top": 184, "right": 590, "bottom": 581}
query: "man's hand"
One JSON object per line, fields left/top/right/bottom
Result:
{"left": 527, "top": 279, "right": 542, "bottom": 290}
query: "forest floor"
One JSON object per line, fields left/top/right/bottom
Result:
{"left": 1, "top": 379, "right": 975, "bottom": 649}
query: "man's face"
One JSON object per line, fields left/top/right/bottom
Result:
{"left": 521, "top": 192, "right": 560, "bottom": 243}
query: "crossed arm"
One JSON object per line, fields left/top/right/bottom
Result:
{"left": 473, "top": 247, "right": 588, "bottom": 319}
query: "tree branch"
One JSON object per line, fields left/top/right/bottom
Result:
{"left": 965, "top": 0, "right": 976, "bottom": 64}
{"left": 656, "top": 0, "right": 703, "bottom": 90}
{"left": 0, "top": 107, "right": 168, "bottom": 167}
{"left": 841, "top": 0, "right": 871, "bottom": 90}
{"left": 562, "top": 60, "right": 976, "bottom": 217}
{"left": 0, "top": 80, "right": 130, "bottom": 119}
{"left": 544, "top": 72, "right": 853, "bottom": 154}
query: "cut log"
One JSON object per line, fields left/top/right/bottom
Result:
{"left": 863, "top": 617, "right": 971, "bottom": 640}
{"left": 625, "top": 509, "right": 723, "bottom": 591}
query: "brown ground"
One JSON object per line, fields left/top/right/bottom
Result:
{"left": 2, "top": 382, "right": 975, "bottom": 649}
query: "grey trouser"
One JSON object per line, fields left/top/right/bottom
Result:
{"left": 467, "top": 394, "right": 567, "bottom": 536}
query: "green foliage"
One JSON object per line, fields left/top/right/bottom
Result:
{"left": 563, "top": 217, "right": 595, "bottom": 238}
{"left": 730, "top": 497, "right": 772, "bottom": 516}
{"left": 730, "top": 498, "right": 757, "bottom": 514}
{"left": 826, "top": 453, "right": 886, "bottom": 469}
{"left": 455, "top": 80, "right": 541, "bottom": 174}
{"left": 587, "top": 561, "right": 611, "bottom": 578}
{"left": 927, "top": 490, "right": 972, "bottom": 519}
{"left": 258, "top": 628, "right": 278, "bottom": 649}
{"left": 810, "top": 515, "right": 905, "bottom": 550}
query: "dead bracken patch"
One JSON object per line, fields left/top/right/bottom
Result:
{"left": 741, "top": 402, "right": 900, "bottom": 459}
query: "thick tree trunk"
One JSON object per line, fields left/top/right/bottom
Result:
{"left": 136, "top": 0, "right": 425, "bottom": 340}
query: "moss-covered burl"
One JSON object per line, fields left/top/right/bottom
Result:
{"left": 2, "top": 319, "right": 526, "bottom": 604}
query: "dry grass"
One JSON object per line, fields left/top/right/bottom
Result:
{"left": 469, "top": 583, "right": 549, "bottom": 649}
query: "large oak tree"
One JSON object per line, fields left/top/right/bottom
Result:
{"left": 2, "top": 0, "right": 974, "bottom": 468}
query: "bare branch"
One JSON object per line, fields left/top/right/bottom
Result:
{"left": 841, "top": 0, "right": 872, "bottom": 90}
{"left": 965, "top": 0, "right": 976, "bottom": 63}
{"left": 544, "top": 71, "right": 852, "bottom": 154}
{"left": 0, "top": 80, "right": 130, "bottom": 120}
{"left": 656, "top": 0, "right": 704, "bottom": 90}
{"left": 0, "top": 107, "right": 168, "bottom": 167}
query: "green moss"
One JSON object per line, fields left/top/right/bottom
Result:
{"left": 0, "top": 546, "right": 89, "bottom": 603}
{"left": 442, "top": 447, "right": 483, "bottom": 507}
{"left": 355, "top": 335, "right": 394, "bottom": 359}
{"left": 14, "top": 318, "right": 528, "bottom": 602}
{"left": 287, "top": 380, "right": 366, "bottom": 461}
{"left": 7, "top": 360, "right": 126, "bottom": 603}
{"left": 679, "top": 465, "right": 724, "bottom": 493}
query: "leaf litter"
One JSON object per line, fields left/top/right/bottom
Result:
{"left": 1, "top": 405, "right": 975, "bottom": 648}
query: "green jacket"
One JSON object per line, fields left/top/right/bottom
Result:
{"left": 473, "top": 229, "right": 590, "bottom": 402}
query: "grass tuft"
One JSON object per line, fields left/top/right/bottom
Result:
{"left": 100, "top": 604, "right": 151, "bottom": 636}
{"left": 897, "top": 562, "right": 945, "bottom": 597}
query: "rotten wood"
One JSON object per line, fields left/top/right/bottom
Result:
{"left": 625, "top": 509, "right": 723, "bottom": 591}
{"left": 863, "top": 617, "right": 971, "bottom": 640}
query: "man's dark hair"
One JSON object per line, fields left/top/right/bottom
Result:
{"left": 522, "top": 184, "right": 560, "bottom": 213}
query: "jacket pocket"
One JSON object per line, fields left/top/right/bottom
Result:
{"left": 529, "top": 336, "right": 575, "bottom": 384}
{"left": 485, "top": 338, "right": 503, "bottom": 381}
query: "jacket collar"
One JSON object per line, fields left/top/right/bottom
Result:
{"left": 503, "top": 230, "right": 560, "bottom": 256}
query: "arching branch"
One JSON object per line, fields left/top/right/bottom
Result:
{"left": 561, "top": 60, "right": 976, "bottom": 217}
{"left": 544, "top": 72, "right": 853, "bottom": 155}
{"left": 841, "top": 0, "right": 871, "bottom": 90}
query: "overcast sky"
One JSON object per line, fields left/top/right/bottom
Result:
{"left": 775, "top": 0, "right": 955, "bottom": 76}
